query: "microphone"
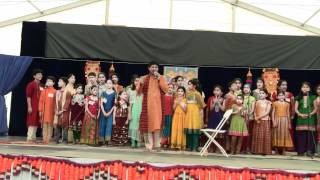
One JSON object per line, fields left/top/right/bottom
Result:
{"left": 153, "top": 71, "right": 160, "bottom": 79}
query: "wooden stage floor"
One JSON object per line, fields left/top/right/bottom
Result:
{"left": 0, "top": 136, "right": 319, "bottom": 173}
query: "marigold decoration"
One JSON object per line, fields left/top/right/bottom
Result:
{"left": 0, "top": 154, "right": 318, "bottom": 180}
{"left": 262, "top": 68, "right": 280, "bottom": 95}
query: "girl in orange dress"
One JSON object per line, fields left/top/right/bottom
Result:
{"left": 252, "top": 89, "right": 272, "bottom": 155}
{"left": 272, "top": 91, "right": 293, "bottom": 155}
{"left": 223, "top": 81, "right": 237, "bottom": 111}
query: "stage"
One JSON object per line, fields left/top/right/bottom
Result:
{"left": 0, "top": 136, "right": 319, "bottom": 174}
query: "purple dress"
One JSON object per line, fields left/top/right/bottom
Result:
{"left": 207, "top": 96, "right": 224, "bottom": 129}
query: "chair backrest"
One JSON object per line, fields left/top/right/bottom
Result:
{"left": 214, "top": 109, "right": 233, "bottom": 132}
{"left": 223, "top": 109, "right": 233, "bottom": 119}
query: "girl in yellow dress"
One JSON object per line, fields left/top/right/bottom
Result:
{"left": 185, "top": 79, "right": 206, "bottom": 151}
{"left": 171, "top": 86, "right": 187, "bottom": 150}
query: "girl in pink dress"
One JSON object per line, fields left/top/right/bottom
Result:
{"left": 80, "top": 85, "right": 99, "bottom": 145}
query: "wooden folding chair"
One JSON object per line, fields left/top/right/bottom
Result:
{"left": 200, "top": 109, "right": 233, "bottom": 157}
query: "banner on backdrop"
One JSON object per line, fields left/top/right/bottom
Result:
{"left": 262, "top": 68, "right": 280, "bottom": 95}
{"left": 164, "top": 66, "right": 198, "bottom": 84}
{"left": 84, "top": 61, "right": 101, "bottom": 81}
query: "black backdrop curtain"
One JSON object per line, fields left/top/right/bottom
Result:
{"left": 9, "top": 58, "right": 320, "bottom": 136}
{"left": 44, "top": 22, "right": 320, "bottom": 70}
{"left": 10, "top": 21, "right": 320, "bottom": 136}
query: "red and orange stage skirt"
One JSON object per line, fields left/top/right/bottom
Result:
{"left": 0, "top": 154, "right": 319, "bottom": 180}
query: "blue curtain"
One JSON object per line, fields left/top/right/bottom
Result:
{"left": 0, "top": 54, "right": 32, "bottom": 135}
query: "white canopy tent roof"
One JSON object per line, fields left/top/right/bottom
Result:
{"left": 1, "top": 0, "right": 320, "bottom": 56}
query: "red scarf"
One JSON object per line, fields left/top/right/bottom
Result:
{"left": 140, "top": 75, "right": 166, "bottom": 133}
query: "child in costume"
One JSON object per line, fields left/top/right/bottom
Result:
{"left": 99, "top": 79, "right": 116, "bottom": 145}
{"left": 242, "top": 83, "right": 256, "bottom": 153}
{"left": 54, "top": 77, "right": 68, "bottom": 144}
{"left": 295, "top": 82, "right": 317, "bottom": 157}
{"left": 85, "top": 72, "right": 97, "bottom": 96}
{"left": 128, "top": 75, "right": 143, "bottom": 148}
{"left": 70, "top": 84, "right": 85, "bottom": 144}
{"left": 229, "top": 95, "right": 248, "bottom": 155}
{"left": 171, "top": 86, "right": 187, "bottom": 150}
{"left": 206, "top": 85, "right": 224, "bottom": 152}
{"left": 185, "top": 79, "right": 206, "bottom": 151}
{"left": 98, "top": 72, "right": 107, "bottom": 97}
{"left": 161, "top": 83, "right": 174, "bottom": 148}
{"left": 112, "top": 91, "right": 129, "bottom": 146}
{"left": 272, "top": 91, "right": 293, "bottom": 155}
{"left": 26, "top": 69, "right": 43, "bottom": 142}
{"left": 81, "top": 85, "right": 100, "bottom": 145}
{"left": 252, "top": 78, "right": 264, "bottom": 100}
{"left": 38, "top": 76, "right": 56, "bottom": 144}
{"left": 252, "top": 89, "right": 272, "bottom": 155}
